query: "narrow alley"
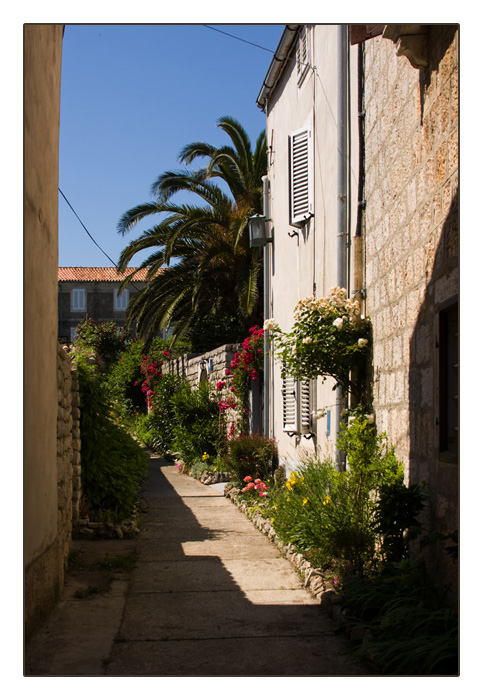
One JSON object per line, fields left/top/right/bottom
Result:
{"left": 25, "top": 454, "right": 368, "bottom": 677}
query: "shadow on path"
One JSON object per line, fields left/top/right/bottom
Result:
{"left": 25, "top": 455, "right": 368, "bottom": 677}
{"left": 106, "top": 456, "right": 366, "bottom": 676}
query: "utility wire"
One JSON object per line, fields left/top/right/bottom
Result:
{"left": 58, "top": 187, "right": 140, "bottom": 290}
{"left": 203, "top": 24, "right": 276, "bottom": 54}
{"left": 203, "top": 24, "right": 312, "bottom": 71}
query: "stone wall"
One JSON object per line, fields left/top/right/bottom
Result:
{"left": 362, "top": 27, "right": 458, "bottom": 600}
{"left": 164, "top": 344, "right": 242, "bottom": 435}
{"left": 164, "top": 344, "right": 240, "bottom": 387}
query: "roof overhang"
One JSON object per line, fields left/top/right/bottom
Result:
{"left": 256, "top": 24, "right": 301, "bottom": 111}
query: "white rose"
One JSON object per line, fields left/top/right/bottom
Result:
{"left": 366, "top": 414, "right": 375, "bottom": 424}
{"left": 358, "top": 338, "right": 368, "bottom": 347}
{"left": 341, "top": 408, "right": 349, "bottom": 418}
{"left": 263, "top": 318, "right": 279, "bottom": 332}
{"left": 333, "top": 318, "right": 343, "bottom": 329}
{"left": 302, "top": 337, "right": 312, "bottom": 344}
{"left": 312, "top": 409, "right": 326, "bottom": 420}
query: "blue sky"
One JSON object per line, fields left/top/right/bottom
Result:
{"left": 58, "top": 24, "right": 284, "bottom": 269}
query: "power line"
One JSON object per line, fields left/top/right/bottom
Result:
{"left": 59, "top": 187, "right": 119, "bottom": 267}
{"left": 58, "top": 187, "right": 141, "bottom": 291}
{"left": 203, "top": 24, "right": 312, "bottom": 71}
{"left": 203, "top": 24, "right": 277, "bottom": 54}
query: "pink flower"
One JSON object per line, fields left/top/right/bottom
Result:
{"left": 243, "top": 475, "right": 252, "bottom": 482}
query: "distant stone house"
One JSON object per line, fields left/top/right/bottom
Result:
{"left": 256, "top": 24, "right": 458, "bottom": 598}
{"left": 58, "top": 267, "right": 158, "bottom": 341}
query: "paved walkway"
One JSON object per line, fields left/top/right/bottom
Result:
{"left": 25, "top": 455, "right": 368, "bottom": 676}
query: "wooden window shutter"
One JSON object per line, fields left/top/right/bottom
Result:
{"left": 299, "top": 379, "right": 312, "bottom": 434}
{"left": 282, "top": 371, "right": 298, "bottom": 433}
{"left": 289, "top": 124, "right": 313, "bottom": 226}
{"left": 296, "top": 27, "right": 311, "bottom": 85}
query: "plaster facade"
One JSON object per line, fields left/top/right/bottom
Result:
{"left": 24, "top": 24, "right": 65, "bottom": 637}
{"left": 261, "top": 25, "right": 361, "bottom": 467}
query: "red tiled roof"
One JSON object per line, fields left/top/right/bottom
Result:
{"left": 58, "top": 267, "right": 160, "bottom": 282}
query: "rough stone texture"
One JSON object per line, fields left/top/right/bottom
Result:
{"left": 363, "top": 28, "right": 458, "bottom": 601}
{"left": 164, "top": 343, "right": 242, "bottom": 432}
{"left": 57, "top": 344, "right": 74, "bottom": 574}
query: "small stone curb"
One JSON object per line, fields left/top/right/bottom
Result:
{"left": 223, "top": 482, "right": 351, "bottom": 631}
{"left": 73, "top": 507, "right": 141, "bottom": 540}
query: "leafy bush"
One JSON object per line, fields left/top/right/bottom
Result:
{"left": 375, "top": 479, "right": 427, "bottom": 562}
{"left": 268, "top": 411, "right": 406, "bottom": 574}
{"left": 76, "top": 357, "right": 148, "bottom": 520}
{"left": 105, "top": 339, "right": 147, "bottom": 418}
{"left": 136, "top": 374, "right": 188, "bottom": 455}
{"left": 342, "top": 559, "right": 458, "bottom": 675}
{"left": 223, "top": 433, "right": 278, "bottom": 484}
{"left": 74, "top": 317, "right": 130, "bottom": 372}
{"left": 170, "top": 382, "right": 223, "bottom": 465}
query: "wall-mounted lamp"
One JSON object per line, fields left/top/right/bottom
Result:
{"left": 248, "top": 215, "right": 272, "bottom": 248}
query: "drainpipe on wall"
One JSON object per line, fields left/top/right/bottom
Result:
{"left": 262, "top": 175, "right": 271, "bottom": 438}
{"left": 336, "top": 24, "right": 349, "bottom": 471}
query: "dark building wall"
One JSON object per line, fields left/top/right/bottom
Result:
{"left": 58, "top": 281, "right": 148, "bottom": 340}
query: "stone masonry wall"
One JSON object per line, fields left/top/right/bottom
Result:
{"left": 57, "top": 345, "right": 82, "bottom": 571}
{"left": 362, "top": 28, "right": 458, "bottom": 600}
{"left": 363, "top": 28, "right": 458, "bottom": 472}
{"left": 164, "top": 343, "right": 242, "bottom": 436}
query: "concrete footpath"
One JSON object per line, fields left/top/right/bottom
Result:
{"left": 25, "top": 455, "right": 368, "bottom": 677}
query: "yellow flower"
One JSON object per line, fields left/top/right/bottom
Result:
{"left": 271, "top": 518, "right": 275, "bottom": 523}
{"left": 286, "top": 481, "right": 292, "bottom": 490}
{"left": 303, "top": 498, "right": 308, "bottom": 506}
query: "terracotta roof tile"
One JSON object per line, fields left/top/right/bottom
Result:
{"left": 58, "top": 267, "right": 160, "bottom": 282}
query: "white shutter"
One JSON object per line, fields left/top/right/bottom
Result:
{"left": 299, "top": 379, "right": 312, "bottom": 433}
{"left": 289, "top": 124, "right": 313, "bottom": 226}
{"left": 296, "top": 27, "right": 311, "bottom": 85}
{"left": 282, "top": 372, "right": 298, "bottom": 433}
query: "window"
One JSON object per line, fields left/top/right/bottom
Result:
{"left": 439, "top": 301, "right": 458, "bottom": 454}
{"left": 282, "top": 370, "right": 313, "bottom": 435}
{"left": 289, "top": 123, "right": 313, "bottom": 226}
{"left": 114, "top": 288, "right": 129, "bottom": 311}
{"left": 296, "top": 26, "right": 311, "bottom": 85}
{"left": 71, "top": 288, "right": 86, "bottom": 311}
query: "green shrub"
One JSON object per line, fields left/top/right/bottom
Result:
{"left": 104, "top": 339, "right": 147, "bottom": 418}
{"left": 269, "top": 455, "right": 335, "bottom": 567}
{"left": 269, "top": 411, "right": 406, "bottom": 574}
{"left": 223, "top": 433, "right": 278, "bottom": 485}
{"left": 76, "top": 358, "right": 148, "bottom": 520}
{"left": 170, "top": 382, "right": 223, "bottom": 465}
{"left": 74, "top": 317, "right": 130, "bottom": 372}
{"left": 136, "top": 374, "right": 188, "bottom": 454}
{"left": 342, "top": 559, "right": 458, "bottom": 675}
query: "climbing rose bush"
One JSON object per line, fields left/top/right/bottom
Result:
{"left": 266, "top": 287, "right": 371, "bottom": 394}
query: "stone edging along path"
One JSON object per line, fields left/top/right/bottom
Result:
{"left": 222, "top": 482, "right": 351, "bottom": 635}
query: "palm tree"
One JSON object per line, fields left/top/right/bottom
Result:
{"left": 117, "top": 117, "right": 267, "bottom": 349}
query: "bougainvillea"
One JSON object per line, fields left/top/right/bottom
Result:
{"left": 215, "top": 326, "right": 265, "bottom": 436}
{"left": 138, "top": 349, "right": 170, "bottom": 411}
